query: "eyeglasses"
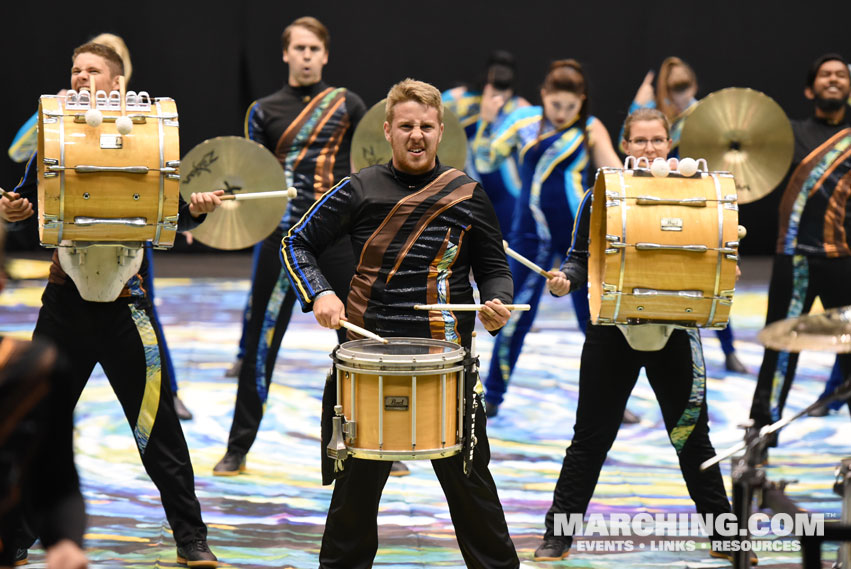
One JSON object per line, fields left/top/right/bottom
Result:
{"left": 628, "top": 137, "right": 668, "bottom": 148}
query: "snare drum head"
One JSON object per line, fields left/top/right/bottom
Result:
{"left": 335, "top": 337, "right": 464, "bottom": 367}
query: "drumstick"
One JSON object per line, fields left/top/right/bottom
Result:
{"left": 502, "top": 240, "right": 552, "bottom": 279}
{"left": 339, "top": 320, "right": 389, "bottom": 344}
{"left": 220, "top": 188, "right": 298, "bottom": 201}
{"left": 414, "top": 304, "right": 531, "bottom": 311}
{"left": 1, "top": 188, "right": 19, "bottom": 201}
{"left": 119, "top": 75, "right": 126, "bottom": 116}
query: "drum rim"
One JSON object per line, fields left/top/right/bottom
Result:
{"left": 335, "top": 336, "right": 465, "bottom": 365}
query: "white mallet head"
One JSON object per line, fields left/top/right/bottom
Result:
{"left": 115, "top": 116, "right": 134, "bottom": 135}
{"left": 650, "top": 157, "right": 670, "bottom": 178}
{"left": 678, "top": 157, "right": 698, "bottom": 177}
{"left": 85, "top": 108, "right": 103, "bottom": 127}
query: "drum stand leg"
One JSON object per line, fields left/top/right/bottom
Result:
{"left": 729, "top": 426, "right": 767, "bottom": 569}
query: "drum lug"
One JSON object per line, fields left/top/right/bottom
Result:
{"left": 326, "top": 405, "right": 350, "bottom": 462}
{"left": 42, "top": 214, "right": 62, "bottom": 229}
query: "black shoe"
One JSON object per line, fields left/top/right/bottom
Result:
{"left": 225, "top": 358, "right": 242, "bottom": 378}
{"left": 213, "top": 451, "right": 246, "bottom": 476}
{"left": 389, "top": 461, "right": 410, "bottom": 477}
{"left": 174, "top": 395, "right": 193, "bottom": 421}
{"left": 533, "top": 537, "right": 570, "bottom": 561}
{"left": 14, "top": 548, "right": 27, "bottom": 566}
{"left": 807, "top": 403, "right": 830, "bottom": 417}
{"left": 725, "top": 353, "right": 748, "bottom": 374}
{"left": 176, "top": 540, "right": 218, "bottom": 568}
{"left": 622, "top": 408, "right": 641, "bottom": 424}
{"left": 485, "top": 402, "right": 499, "bottom": 418}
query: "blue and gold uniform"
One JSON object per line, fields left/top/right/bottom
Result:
{"left": 442, "top": 88, "right": 524, "bottom": 230}
{"left": 473, "top": 106, "right": 595, "bottom": 410}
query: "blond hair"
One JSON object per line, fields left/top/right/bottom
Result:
{"left": 90, "top": 33, "right": 132, "bottom": 83}
{"left": 622, "top": 108, "right": 670, "bottom": 141}
{"left": 384, "top": 79, "right": 443, "bottom": 124}
{"left": 282, "top": 16, "right": 330, "bottom": 51}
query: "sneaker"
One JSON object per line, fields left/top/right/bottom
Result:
{"left": 622, "top": 408, "right": 641, "bottom": 424}
{"left": 14, "top": 548, "right": 28, "bottom": 566}
{"left": 225, "top": 358, "right": 242, "bottom": 378}
{"left": 709, "top": 546, "right": 758, "bottom": 565}
{"left": 725, "top": 353, "right": 748, "bottom": 374}
{"left": 389, "top": 461, "right": 410, "bottom": 477}
{"left": 174, "top": 395, "right": 193, "bottom": 421}
{"left": 533, "top": 537, "right": 570, "bottom": 561}
{"left": 807, "top": 402, "right": 830, "bottom": 417}
{"left": 213, "top": 451, "right": 246, "bottom": 476}
{"left": 176, "top": 540, "right": 218, "bottom": 568}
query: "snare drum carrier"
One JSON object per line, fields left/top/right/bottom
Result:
{"left": 37, "top": 89, "right": 180, "bottom": 301}
{"left": 328, "top": 338, "right": 468, "bottom": 462}
{"left": 587, "top": 157, "right": 739, "bottom": 349}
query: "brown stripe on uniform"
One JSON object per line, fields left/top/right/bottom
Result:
{"left": 314, "top": 113, "right": 350, "bottom": 200}
{"left": 274, "top": 87, "right": 335, "bottom": 162}
{"left": 777, "top": 129, "right": 851, "bottom": 252}
{"left": 346, "top": 169, "right": 465, "bottom": 328}
{"left": 293, "top": 92, "right": 347, "bottom": 178}
{"left": 386, "top": 181, "right": 477, "bottom": 282}
{"left": 824, "top": 169, "right": 851, "bottom": 257}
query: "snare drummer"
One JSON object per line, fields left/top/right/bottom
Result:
{"left": 2, "top": 42, "right": 222, "bottom": 568}
{"left": 283, "top": 79, "right": 519, "bottom": 569}
{"left": 533, "top": 108, "right": 749, "bottom": 564}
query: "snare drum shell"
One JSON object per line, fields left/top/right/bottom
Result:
{"left": 37, "top": 95, "right": 179, "bottom": 246}
{"left": 588, "top": 169, "right": 738, "bottom": 328}
{"left": 334, "top": 338, "right": 465, "bottom": 460}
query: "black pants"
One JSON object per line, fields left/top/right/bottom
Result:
{"left": 226, "top": 229, "right": 353, "bottom": 455}
{"left": 318, "top": 402, "right": 519, "bottom": 569}
{"left": 751, "top": 254, "right": 851, "bottom": 432}
{"left": 32, "top": 282, "right": 206, "bottom": 546}
{"left": 544, "top": 324, "right": 731, "bottom": 541}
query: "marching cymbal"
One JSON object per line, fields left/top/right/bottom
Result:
{"left": 758, "top": 305, "right": 851, "bottom": 353}
{"left": 179, "top": 136, "right": 288, "bottom": 250}
{"left": 679, "top": 88, "right": 794, "bottom": 204}
{"left": 351, "top": 99, "right": 467, "bottom": 172}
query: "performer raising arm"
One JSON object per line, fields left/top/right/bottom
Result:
{"left": 283, "top": 79, "right": 519, "bottom": 569}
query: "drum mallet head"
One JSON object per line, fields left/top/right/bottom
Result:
{"left": 738, "top": 225, "right": 747, "bottom": 239}
{"left": 85, "top": 108, "right": 103, "bottom": 127}
{"left": 678, "top": 157, "right": 698, "bottom": 177}
{"left": 650, "top": 158, "right": 670, "bottom": 177}
{"left": 116, "top": 115, "right": 133, "bottom": 135}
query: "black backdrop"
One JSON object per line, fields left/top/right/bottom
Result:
{"left": 3, "top": 1, "right": 850, "bottom": 254}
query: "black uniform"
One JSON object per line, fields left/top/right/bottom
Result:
{"left": 540, "top": 190, "right": 731, "bottom": 547}
{"left": 0, "top": 337, "right": 85, "bottom": 566}
{"left": 9, "top": 155, "right": 210, "bottom": 548}
{"left": 283, "top": 161, "right": 519, "bottom": 569}
{"left": 750, "top": 110, "right": 851, "bottom": 431}
{"left": 223, "top": 82, "right": 365, "bottom": 458}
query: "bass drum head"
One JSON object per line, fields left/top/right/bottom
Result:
{"left": 587, "top": 170, "right": 611, "bottom": 324}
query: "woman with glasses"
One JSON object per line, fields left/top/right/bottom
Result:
{"left": 472, "top": 59, "right": 620, "bottom": 418}
{"left": 625, "top": 57, "right": 748, "bottom": 374}
{"left": 532, "top": 108, "right": 750, "bottom": 565}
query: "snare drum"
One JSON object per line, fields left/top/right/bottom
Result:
{"left": 588, "top": 167, "right": 739, "bottom": 328}
{"left": 37, "top": 92, "right": 180, "bottom": 247}
{"left": 332, "top": 337, "right": 465, "bottom": 461}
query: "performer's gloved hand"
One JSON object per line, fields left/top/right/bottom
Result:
{"left": 0, "top": 191, "right": 34, "bottom": 222}
{"left": 188, "top": 190, "right": 224, "bottom": 217}
{"left": 478, "top": 298, "right": 510, "bottom": 332}
{"left": 314, "top": 292, "right": 346, "bottom": 329}
{"left": 546, "top": 270, "right": 571, "bottom": 296}
{"left": 634, "top": 70, "right": 655, "bottom": 106}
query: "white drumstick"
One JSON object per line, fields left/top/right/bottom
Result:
{"left": 502, "top": 240, "right": 552, "bottom": 279}
{"left": 339, "top": 320, "right": 389, "bottom": 344}
{"left": 414, "top": 304, "right": 531, "bottom": 311}
{"left": 220, "top": 188, "right": 298, "bottom": 201}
